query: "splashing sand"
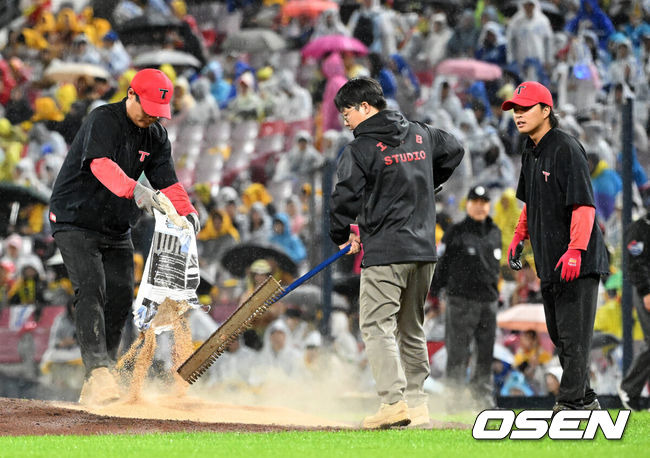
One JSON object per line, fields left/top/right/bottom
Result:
{"left": 82, "top": 299, "right": 352, "bottom": 428}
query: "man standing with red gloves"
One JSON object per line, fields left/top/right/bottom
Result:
{"left": 49, "top": 68, "right": 200, "bottom": 405}
{"left": 503, "top": 81, "right": 609, "bottom": 412}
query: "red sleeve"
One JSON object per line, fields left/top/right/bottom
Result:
{"left": 568, "top": 205, "right": 595, "bottom": 250}
{"left": 90, "top": 158, "right": 137, "bottom": 198}
{"left": 514, "top": 204, "right": 529, "bottom": 239}
{"left": 160, "top": 182, "right": 197, "bottom": 216}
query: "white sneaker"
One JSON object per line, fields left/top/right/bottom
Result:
{"left": 408, "top": 404, "right": 432, "bottom": 429}
{"left": 79, "top": 367, "right": 120, "bottom": 406}
{"left": 617, "top": 384, "right": 635, "bottom": 411}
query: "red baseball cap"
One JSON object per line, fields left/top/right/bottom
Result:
{"left": 130, "top": 68, "right": 174, "bottom": 119}
{"left": 501, "top": 81, "right": 553, "bottom": 111}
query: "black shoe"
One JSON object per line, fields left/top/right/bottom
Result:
{"left": 552, "top": 402, "right": 573, "bottom": 414}
{"left": 584, "top": 398, "right": 601, "bottom": 410}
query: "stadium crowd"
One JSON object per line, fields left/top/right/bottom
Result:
{"left": 0, "top": 0, "right": 649, "bottom": 409}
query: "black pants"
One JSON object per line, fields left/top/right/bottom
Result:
{"left": 54, "top": 230, "right": 134, "bottom": 375}
{"left": 541, "top": 275, "right": 599, "bottom": 408}
{"left": 445, "top": 295, "right": 498, "bottom": 399}
{"left": 620, "top": 290, "right": 650, "bottom": 399}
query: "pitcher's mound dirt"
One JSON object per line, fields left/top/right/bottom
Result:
{"left": 0, "top": 397, "right": 347, "bottom": 436}
{"left": 0, "top": 397, "right": 470, "bottom": 436}
{"left": 59, "top": 394, "right": 351, "bottom": 428}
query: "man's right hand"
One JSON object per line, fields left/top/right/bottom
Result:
{"left": 340, "top": 232, "right": 361, "bottom": 255}
{"left": 508, "top": 235, "right": 525, "bottom": 271}
{"left": 134, "top": 182, "right": 166, "bottom": 216}
{"left": 644, "top": 294, "right": 650, "bottom": 312}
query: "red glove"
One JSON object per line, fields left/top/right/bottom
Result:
{"left": 555, "top": 249, "right": 582, "bottom": 282}
{"left": 508, "top": 205, "right": 529, "bottom": 271}
{"left": 508, "top": 234, "right": 526, "bottom": 270}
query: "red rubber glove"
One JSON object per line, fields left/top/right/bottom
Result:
{"left": 508, "top": 205, "right": 529, "bottom": 271}
{"left": 508, "top": 234, "right": 525, "bottom": 270}
{"left": 555, "top": 249, "right": 582, "bottom": 282}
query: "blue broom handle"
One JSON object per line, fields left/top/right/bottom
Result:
{"left": 277, "top": 244, "right": 351, "bottom": 299}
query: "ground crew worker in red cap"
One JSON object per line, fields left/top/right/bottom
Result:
{"left": 49, "top": 68, "right": 201, "bottom": 405}
{"left": 503, "top": 81, "right": 609, "bottom": 412}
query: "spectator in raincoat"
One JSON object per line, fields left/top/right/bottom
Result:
{"left": 389, "top": 53, "right": 420, "bottom": 119}
{"left": 493, "top": 188, "right": 523, "bottom": 268}
{"left": 311, "top": 8, "right": 350, "bottom": 39}
{"left": 9, "top": 254, "right": 47, "bottom": 317}
{"left": 608, "top": 37, "right": 642, "bottom": 91}
{"left": 253, "top": 319, "right": 303, "bottom": 380}
{"left": 422, "top": 13, "right": 453, "bottom": 68}
{"left": 0, "top": 118, "right": 26, "bottom": 181}
{"left": 505, "top": 0, "right": 554, "bottom": 78}
{"left": 100, "top": 30, "right": 131, "bottom": 78}
{"left": 347, "top": 0, "right": 397, "bottom": 59}
{"left": 202, "top": 61, "right": 233, "bottom": 110}
{"left": 187, "top": 77, "right": 220, "bottom": 126}
{"left": 276, "top": 69, "right": 313, "bottom": 123}
{"left": 368, "top": 53, "right": 398, "bottom": 110}
{"left": 270, "top": 212, "right": 306, "bottom": 264}
{"left": 475, "top": 21, "right": 507, "bottom": 67}
{"left": 226, "top": 71, "right": 264, "bottom": 121}
{"left": 207, "top": 335, "right": 257, "bottom": 387}
{"left": 243, "top": 202, "right": 272, "bottom": 245}
{"left": 447, "top": 9, "right": 479, "bottom": 58}
{"left": 320, "top": 52, "right": 348, "bottom": 132}
{"left": 419, "top": 78, "right": 464, "bottom": 124}
{"left": 171, "top": 76, "right": 196, "bottom": 116}
{"left": 197, "top": 208, "right": 240, "bottom": 268}
{"left": 565, "top": 0, "right": 615, "bottom": 50}
{"left": 109, "top": 69, "right": 137, "bottom": 103}
{"left": 587, "top": 152, "right": 622, "bottom": 222}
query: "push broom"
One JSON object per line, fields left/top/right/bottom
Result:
{"left": 177, "top": 244, "right": 352, "bottom": 384}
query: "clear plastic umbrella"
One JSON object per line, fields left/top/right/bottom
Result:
{"left": 221, "top": 29, "right": 286, "bottom": 53}
{"left": 133, "top": 49, "right": 202, "bottom": 68}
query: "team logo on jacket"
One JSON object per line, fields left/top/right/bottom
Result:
{"left": 49, "top": 211, "right": 56, "bottom": 222}
{"left": 627, "top": 240, "right": 644, "bottom": 256}
{"left": 494, "top": 248, "right": 502, "bottom": 260}
{"left": 139, "top": 150, "right": 150, "bottom": 162}
{"left": 542, "top": 171, "right": 550, "bottom": 182}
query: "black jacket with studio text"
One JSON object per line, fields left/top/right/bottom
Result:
{"left": 329, "top": 110, "right": 464, "bottom": 266}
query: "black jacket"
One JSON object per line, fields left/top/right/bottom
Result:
{"left": 625, "top": 215, "right": 650, "bottom": 297}
{"left": 430, "top": 215, "right": 502, "bottom": 302}
{"left": 329, "top": 110, "right": 464, "bottom": 266}
{"left": 49, "top": 99, "right": 179, "bottom": 237}
{"left": 515, "top": 128, "right": 609, "bottom": 282}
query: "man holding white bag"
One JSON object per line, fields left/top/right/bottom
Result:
{"left": 49, "top": 68, "right": 200, "bottom": 405}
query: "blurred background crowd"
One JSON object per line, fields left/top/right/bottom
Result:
{"left": 0, "top": 0, "right": 649, "bottom": 410}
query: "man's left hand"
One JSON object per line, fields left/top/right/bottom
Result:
{"left": 555, "top": 248, "right": 582, "bottom": 282}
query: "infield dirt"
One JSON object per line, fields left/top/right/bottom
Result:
{"left": 0, "top": 396, "right": 471, "bottom": 436}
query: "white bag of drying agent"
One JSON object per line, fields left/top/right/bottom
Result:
{"left": 133, "top": 209, "right": 201, "bottom": 334}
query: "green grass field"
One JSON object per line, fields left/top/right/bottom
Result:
{"left": 2, "top": 411, "right": 648, "bottom": 458}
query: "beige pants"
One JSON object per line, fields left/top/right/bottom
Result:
{"left": 359, "top": 262, "right": 435, "bottom": 405}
